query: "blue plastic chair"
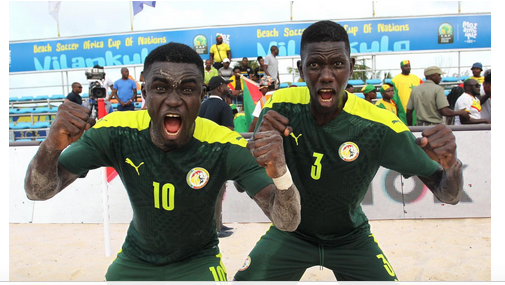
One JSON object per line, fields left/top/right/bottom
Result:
{"left": 11, "top": 108, "right": 35, "bottom": 114}
{"left": 32, "top": 121, "right": 51, "bottom": 129}
{"left": 348, "top": 79, "right": 365, "bottom": 86}
{"left": 366, "top": 79, "right": 382, "bottom": 85}
{"left": 17, "top": 96, "right": 34, "bottom": 101}
{"left": 442, "top": 77, "right": 460, "bottom": 83}
{"left": 12, "top": 122, "right": 33, "bottom": 130}
{"left": 459, "top": 76, "right": 470, "bottom": 81}
{"left": 34, "top": 95, "right": 50, "bottom": 100}
{"left": 384, "top": 79, "right": 393, "bottom": 84}
{"left": 50, "top": 94, "right": 66, "bottom": 100}
{"left": 279, "top": 83, "right": 289, "bottom": 89}
{"left": 9, "top": 97, "right": 19, "bottom": 102}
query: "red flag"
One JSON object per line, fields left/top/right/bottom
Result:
{"left": 228, "top": 75, "right": 262, "bottom": 128}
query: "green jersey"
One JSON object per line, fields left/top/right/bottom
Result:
{"left": 259, "top": 87, "right": 438, "bottom": 245}
{"left": 59, "top": 110, "right": 272, "bottom": 265}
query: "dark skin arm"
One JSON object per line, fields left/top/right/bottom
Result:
{"left": 247, "top": 110, "right": 301, "bottom": 231}
{"left": 439, "top": 107, "right": 470, "bottom": 120}
{"left": 24, "top": 101, "right": 95, "bottom": 200}
{"left": 406, "top": 109, "right": 414, "bottom": 126}
{"left": 414, "top": 124, "right": 464, "bottom": 204}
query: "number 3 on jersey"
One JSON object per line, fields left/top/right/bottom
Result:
{"left": 153, "top": 182, "right": 175, "bottom": 211}
{"left": 311, "top": 152, "right": 324, "bottom": 180}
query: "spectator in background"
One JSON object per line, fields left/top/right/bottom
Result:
{"left": 219, "top": 58, "right": 233, "bottom": 81}
{"left": 445, "top": 86, "right": 465, "bottom": 125}
{"left": 254, "top": 56, "right": 266, "bottom": 83}
{"left": 264, "top": 45, "right": 280, "bottom": 86}
{"left": 65, "top": 82, "right": 83, "bottom": 105}
{"left": 360, "top": 84, "right": 377, "bottom": 102}
{"left": 478, "top": 69, "right": 491, "bottom": 122}
{"left": 239, "top": 57, "right": 254, "bottom": 79}
{"left": 375, "top": 84, "right": 397, "bottom": 115}
{"left": 454, "top": 78, "right": 490, "bottom": 125}
{"left": 345, "top": 83, "right": 354, "bottom": 94}
{"left": 391, "top": 60, "right": 423, "bottom": 125}
{"left": 469, "top": 62, "right": 484, "bottom": 84}
{"left": 198, "top": 76, "right": 236, "bottom": 238}
{"left": 406, "top": 66, "right": 469, "bottom": 126}
{"left": 204, "top": 59, "right": 219, "bottom": 88}
{"left": 229, "top": 67, "right": 244, "bottom": 104}
{"left": 210, "top": 34, "right": 231, "bottom": 70}
{"left": 111, "top": 67, "right": 138, "bottom": 111}
{"left": 248, "top": 76, "right": 276, "bottom": 132}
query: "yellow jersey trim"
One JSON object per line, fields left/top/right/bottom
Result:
{"left": 93, "top": 111, "right": 247, "bottom": 146}
{"left": 194, "top": 117, "right": 247, "bottom": 147}
{"left": 94, "top": 110, "right": 150, "bottom": 131}
{"left": 263, "top": 87, "right": 409, "bottom": 134}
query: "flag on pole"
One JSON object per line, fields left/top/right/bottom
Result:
{"left": 290, "top": 1, "right": 294, "bottom": 21}
{"left": 48, "top": 1, "right": 61, "bottom": 37}
{"left": 228, "top": 76, "right": 262, "bottom": 128}
{"left": 132, "top": 1, "right": 156, "bottom": 16}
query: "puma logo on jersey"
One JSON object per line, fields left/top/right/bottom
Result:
{"left": 290, "top": 133, "right": 302, "bottom": 145}
{"left": 125, "top": 158, "right": 144, "bottom": 176}
{"left": 392, "top": 120, "right": 401, "bottom": 124}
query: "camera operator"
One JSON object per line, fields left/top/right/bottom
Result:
{"left": 83, "top": 66, "right": 113, "bottom": 119}
{"left": 110, "top": 67, "right": 137, "bottom": 111}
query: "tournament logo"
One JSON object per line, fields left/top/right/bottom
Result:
{"left": 193, "top": 34, "right": 208, "bottom": 55}
{"left": 339, "top": 142, "right": 359, "bottom": 162}
{"left": 239, "top": 256, "right": 251, "bottom": 271}
{"left": 438, "top": 23, "right": 454, "bottom": 44}
{"left": 186, "top": 167, "right": 210, "bottom": 189}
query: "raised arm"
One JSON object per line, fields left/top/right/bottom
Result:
{"left": 24, "top": 102, "right": 95, "bottom": 200}
{"left": 414, "top": 124, "right": 463, "bottom": 204}
{"left": 247, "top": 110, "right": 301, "bottom": 231}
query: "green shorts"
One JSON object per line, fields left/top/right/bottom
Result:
{"left": 105, "top": 247, "right": 227, "bottom": 281}
{"left": 233, "top": 225, "right": 398, "bottom": 281}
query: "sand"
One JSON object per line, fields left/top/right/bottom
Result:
{"left": 9, "top": 218, "right": 490, "bottom": 281}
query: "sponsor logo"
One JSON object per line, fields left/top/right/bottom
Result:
{"left": 290, "top": 132, "right": 302, "bottom": 146}
{"left": 193, "top": 34, "right": 208, "bottom": 55}
{"left": 339, "top": 142, "right": 359, "bottom": 162}
{"left": 186, "top": 167, "right": 210, "bottom": 189}
{"left": 125, "top": 158, "right": 144, "bottom": 176}
{"left": 438, "top": 22, "right": 454, "bottom": 44}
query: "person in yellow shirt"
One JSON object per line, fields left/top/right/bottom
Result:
{"left": 210, "top": 35, "right": 231, "bottom": 70}
{"left": 469, "top": 62, "right": 484, "bottom": 84}
{"left": 391, "top": 60, "right": 423, "bottom": 124}
{"left": 375, "top": 84, "right": 397, "bottom": 115}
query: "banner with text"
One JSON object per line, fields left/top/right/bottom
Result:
{"left": 9, "top": 14, "right": 490, "bottom": 73}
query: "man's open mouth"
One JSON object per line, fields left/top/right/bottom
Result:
{"left": 164, "top": 114, "right": 182, "bottom": 136}
{"left": 318, "top": 88, "right": 336, "bottom": 102}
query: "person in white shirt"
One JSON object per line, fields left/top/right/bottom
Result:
{"left": 264, "top": 46, "right": 279, "bottom": 86}
{"left": 454, "top": 79, "right": 490, "bottom": 125}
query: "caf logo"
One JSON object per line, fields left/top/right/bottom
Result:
{"left": 438, "top": 23, "right": 454, "bottom": 44}
{"left": 186, "top": 167, "right": 210, "bottom": 189}
{"left": 193, "top": 34, "right": 208, "bottom": 54}
{"left": 339, "top": 142, "right": 359, "bottom": 162}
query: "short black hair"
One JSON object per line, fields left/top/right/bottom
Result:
{"left": 257, "top": 56, "right": 263, "bottom": 61}
{"left": 301, "top": 20, "right": 350, "bottom": 57}
{"left": 143, "top": 42, "right": 204, "bottom": 78}
{"left": 233, "top": 66, "right": 241, "bottom": 72}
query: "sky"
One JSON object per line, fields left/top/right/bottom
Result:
{"left": 5, "top": 1, "right": 502, "bottom": 281}
{"left": 9, "top": 1, "right": 492, "bottom": 42}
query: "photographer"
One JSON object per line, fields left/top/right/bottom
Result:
{"left": 110, "top": 67, "right": 137, "bottom": 111}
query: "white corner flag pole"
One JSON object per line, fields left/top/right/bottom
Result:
{"left": 102, "top": 167, "right": 111, "bottom": 257}
{"left": 98, "top": 98, "right": 111, "bottom": 257}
